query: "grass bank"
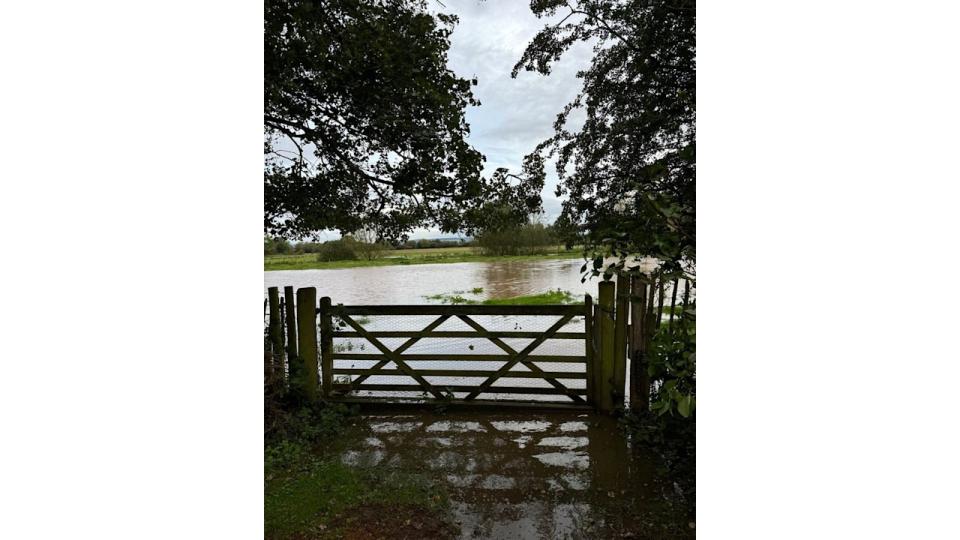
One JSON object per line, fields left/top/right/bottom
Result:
{"left": 264, "top": 403, "right": 454, "bottom": 539}
{"left": 265, "top": 246, "right": 582, "bottom": 271}
{"left": 265, "top": 457, "right": 452, "bottom": 539}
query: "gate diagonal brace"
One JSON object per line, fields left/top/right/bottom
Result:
{"left": 339, "top": 313, "right": 447, "bottom": 400}
{"left": 458, "top": 314, "right": 583, "bottom": 403}
{"left": 346, "top": 314, "right": 451, "bottom": 388}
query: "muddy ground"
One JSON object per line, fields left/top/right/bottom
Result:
{"left": 329, "top": 410, "right": 693, "bottom": 539}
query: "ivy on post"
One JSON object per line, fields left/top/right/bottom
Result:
{"left": 295, "top": 287, "right": 319, "bottom": 400}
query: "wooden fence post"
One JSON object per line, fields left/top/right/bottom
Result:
{"left": 592, "top": 303, "right": 602, "bottom": 407}
{"left": 629, "top": 275, "right": 650, "bottom": 411}
{"left": 655, "top": 278, "right": 666, "bottom": 327}
{"left": 613, "top": 273, "right": 629, "bottom": 408}
{"left": 597, "top": 281, "right": 616, "bottom": 413}
{"left": 295, "top": 287, "right": 319, "bottom": 400}
{"left": 268, "top": 287, "right": 283, "bottom": 377}
{"left": 319, "top": 297, "right": 333, "bottom": 398}
{"left": 584, "top": 294, "right": 594, "bottom": 406}
{"left": 284, "top": 286, "right": 298, "bottom": 375}
{"left": 667, "top": 278, "right": 679, "bottom": 332}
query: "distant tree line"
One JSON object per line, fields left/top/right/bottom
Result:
{"left": 475, "top": 222, "right": 559, "bottom": 256}
{"left": 395, "top": 238, "right": 471, "bottom": 250}
{"left": 265, "top": 220, "right": 562, "bottom": 259}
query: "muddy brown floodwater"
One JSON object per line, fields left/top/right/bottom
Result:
{"left": 264, "top": 258, "right": 596, "bottom": 304}
{"left": 338, "top": 410, "right": 693, "bottom": 539}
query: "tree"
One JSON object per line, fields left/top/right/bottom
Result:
{"left": 264, "top": 235, "right": 292, "bottom": 255}
{"left": 264, "top": 0, "right": 541, "bottom": 241}
{"left": 352, "top": 229, "right": 388, "bottom": 260}
{"left": 514, "top": 0, "right": 695, "bottom": 276}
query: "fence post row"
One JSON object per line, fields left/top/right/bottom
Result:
{"left": 295, "top": 287, "right": 319, "bottom": 400}
{"left": 274, "top": 286, "right": 656, "bottom": 412}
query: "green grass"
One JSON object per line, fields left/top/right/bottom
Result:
{"left": 264, "top": 403, "right": 450, "bottom": 539}
{"left": 264, "top": 455, "right": 449, "bottom": 539}
{"left": 423, "top": 288, "right": 581, "bottom": 305}
{"left": 482, "top": 289, "right": 579, "bottom": 305}
{"left": 265, "top": 246, "right": 582, "bottom": 271}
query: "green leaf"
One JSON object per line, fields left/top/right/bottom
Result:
{"left": 677, "top": 395, "right": 693, "bottom": 418}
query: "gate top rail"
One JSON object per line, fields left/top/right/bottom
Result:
{"left": 322, "top": 304, "right": 587, "bottom": 316}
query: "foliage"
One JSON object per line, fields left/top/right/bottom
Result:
{"left": 314, "top": 238, "right": 359, "bottom": 262}
{"left": 264, "top": 0, "right": 541, "bottom": 242}
{"left": 648, "top": 301, "right": 696, "bottom": 418}
{"left": 264, "top": 392, "right": 354, "bottom": 450}
{"left": 292, "top": 241, "right": 325, "bottom": 254}
{"left": 397, "top": 238, "right": 471, "bottom": 249}
{"left": 475, "top": 221, "right": 559, "bottom": 256}
{"left": 264, "top": 235, "right": 293, "bottom": 255}
{"left": 515, "top": 0, "right": 695, "bottom": 275}
{"left": 351, "top": 230, "right": 390, "bottom": 260}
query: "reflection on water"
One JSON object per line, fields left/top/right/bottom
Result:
{"left": 339, "top": 411, "right": 692, "bottom": 539}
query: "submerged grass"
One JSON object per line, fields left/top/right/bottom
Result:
{"left": 423, "top": 288, "right": 580, "bottom": 305}
{"left": 482, "top": 289, "right": 578, "bottom": 305}
{"left": 265, "top": 247, "right": 581, "bottom": 271}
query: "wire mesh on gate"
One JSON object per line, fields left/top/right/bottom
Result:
{"left": 328, "top": 311, "right": 589, "bottom": 403}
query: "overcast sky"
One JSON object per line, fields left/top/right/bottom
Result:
{"left": 406, "top": 0, "right": 592, "bottom": 239}
{"left": 315, "top": 0, "right": 593, "bottom": 240}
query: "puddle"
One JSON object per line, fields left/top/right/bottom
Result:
{"left": 489, "top": 420, "right": 553, "bottom": 432}
{"left": 559, "top": 421, "right": 588, "bottom": 432}
{"left": 537, "top": 436, "right": 589, "bottom": 450}
{"left": 533, "top": 451, "right": 589, "bottom": 469}
{"left": 337, "top": 410, "right": 692, "bottom": 539}
{"left": 369, "top": 421, "right": 422, "bottom": 433}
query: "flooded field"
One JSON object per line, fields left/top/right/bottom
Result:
{"left": 266, "top": 259, "right": 598, "bottom": 403}
{"left": 264, "top": 258, "right": 685, "bottom": 403}
{"left": 264, "top": 258, "right": 595, "bottom": 304}
{"left": 337, "top": 410, "right": 693, "bottom": 539}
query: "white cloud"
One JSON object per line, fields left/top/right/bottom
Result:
{"left": 277, "top": 1, "right": 594, "bottom": 239}
{"left": 440, "top": 0, "right": 594, "bottom": 223}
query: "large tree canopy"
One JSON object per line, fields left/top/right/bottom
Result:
{"left": 515, "top": 0, "right": 695, "bottom": 275}
{"left": 265, "top": 0, "right": 541, "bottom": 241}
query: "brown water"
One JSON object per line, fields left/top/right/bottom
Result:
{"left": 264, "top": 258, "right": 595, "bottom": 304}
{"left": 338, "top": 410, "right": 693, "bottom": 539}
